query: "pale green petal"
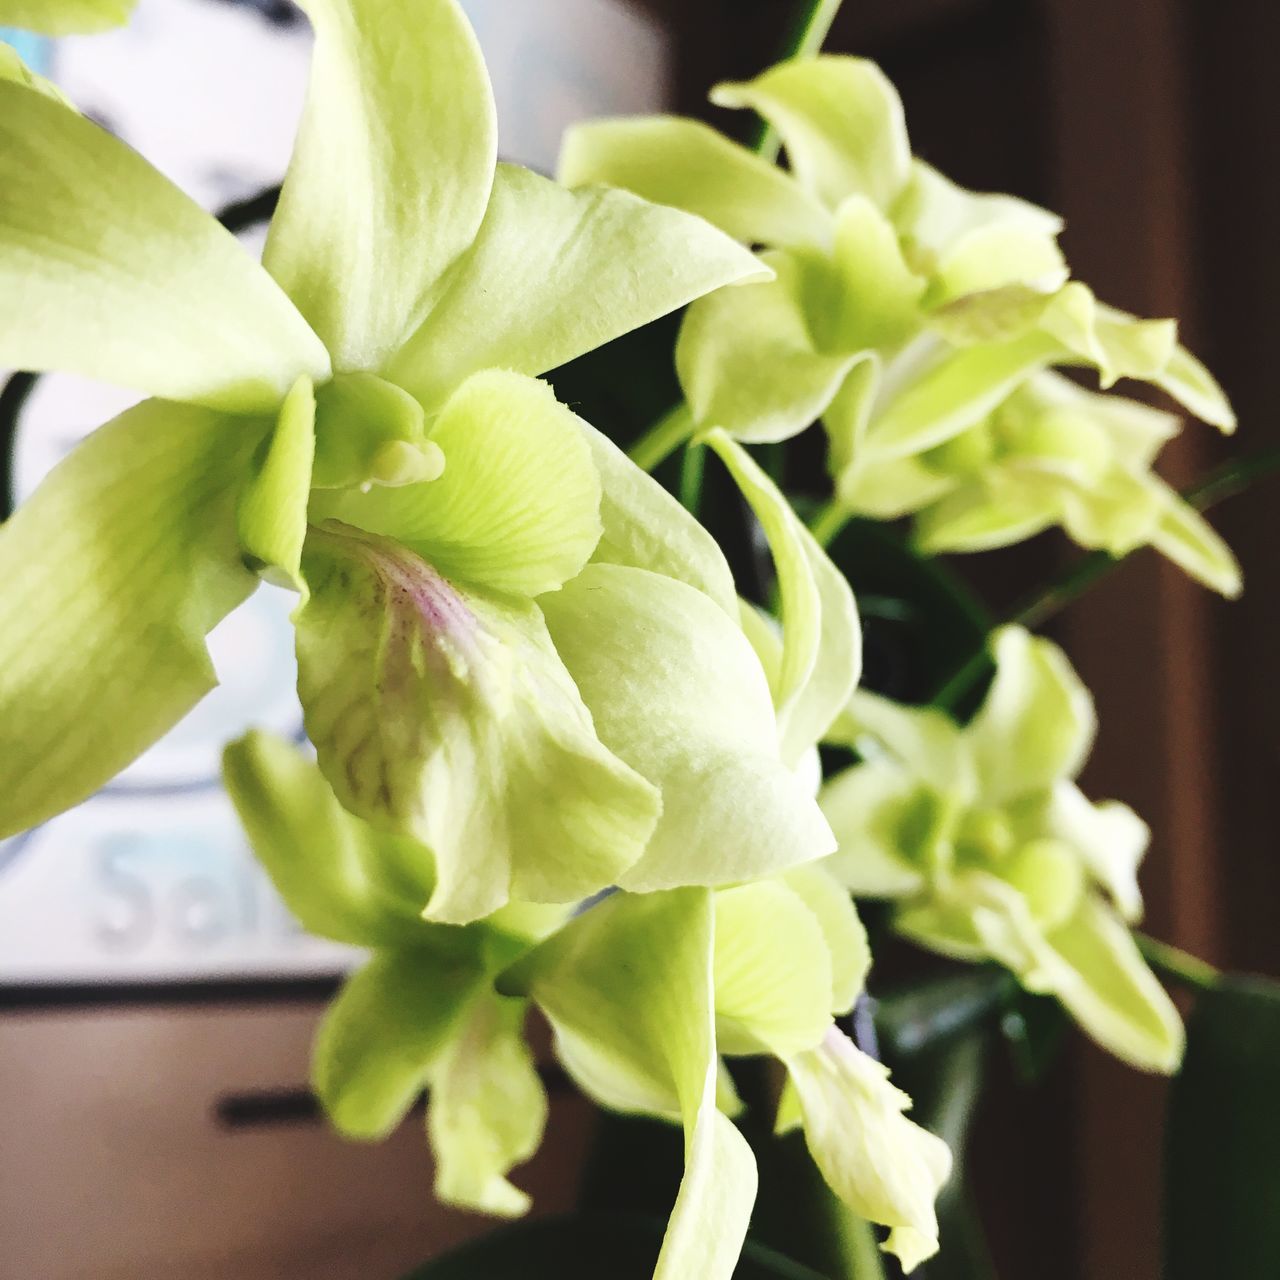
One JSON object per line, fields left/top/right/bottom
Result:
{"left": 914, "top": 479, "right": 1059, "bottom": 554}
{"left": 1041, "top": 283, "right": 1177, "bottom": 389}
{"left": 295, "top": 525, "right": 659, "bottom": 924}
{"left": 893, "top": 161, "right": 1063, "bottom": 270}
{"left": 222, "top": 731, "right": 433, "bottom": 947}
{"left": 785, "top": 1028, "right": 952, "bottom": 1273}
{"left": 389, "top": 163, "right": 768, "bottom": 409}
{"left": 713, "top": 882, "right": 834, "bottom": 1057}
{"left": 0, "top": 0, "right": 134, "bottom": 33}
{"left": 840, "top": 451, "right": 960, "bottom": 520}
{"left": 1055, "top": 467, "right": 1164, "bottom": 554}
{"left": 965, "top": 627, "right": 1097, "bottom": 800}
{"left": 540, "top": 564, "right": 835, "bottom": 893}
{"left": 821, "top": 760, "right": 930, "bottom": 898}
{"left": 1148, "top": 485, "right": 1243, "bottom": 598}
{"left": 1040, "top": 782, "right": 1148, "bottom": 923}
{"left": 0, "top": 400, "right": 261, "bottom": 838}
{"left": 237, "top": 377, "right": 316, "bottom": 588}
{"left": 559, "top": 115, "right": 831, "bottom": 250}
{"left": 512, "top": 889, "right": 757, "bottom": 1280}
{"left": 0, "top": 83, "right": 327, "bottom": 409}
{"left": 816, "top": 196, "right": 924, "bottom": 351}
{"left": 926, "top": 223, "right": 1067, "bottom": 309}
{"left": 783, "top": 864, "right": 871, "bottom": 1014}
{"left": 314, "top": 948, "right": 485, "bottom": 1139}
{"left": 1153, "top": 343, "right": 1236, "bottom": 431}
{"left": 865, "top": 330, "right": 1059, "bottom": 461}
{"left": 315, "top": 371, "right": 602, "bottom": 598}
{"left": 580, "top": 423, "right": 738, "bottom": 616}
{"left": 706, "top": 431, "right": 861, "bottom": 764}
{"left": 0, "top": 44, "right": 73, "bottom": 104}
{"left": 427, "top": 993, "right": 546, "bottom": 1218}
{"left": 830, "top": 690, "right": 970, "bottom": 793}
{"left": 264, "top": 0, "right": 496, "bottom": 369}
{"left": 712, "top": 57, "right": 911, "bottom": 210}
{"left": 1044, "top": 895, "right": 1184, "bottom": 1072}
{"left": 677, "top": 250, "right": 855, "bottom": 442}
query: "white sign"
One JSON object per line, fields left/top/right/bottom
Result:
{"left": 0, "top": 0, "right": 671, "bottom": 986}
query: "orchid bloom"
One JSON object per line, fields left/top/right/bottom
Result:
{"left": 561, "top": 54, "right": 1237, "bottom": 590}
{"left": 822, "top": 627, "right": 1184, "bottom": 1073}
{"left": 0, "top": 0, "right": 858, "bottom": 923}
{"left": 908, "top": 371, "right": 1241, "bottom": 596}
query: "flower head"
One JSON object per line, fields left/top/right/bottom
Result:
{"left": 822, "top": 627, "right": 1183, "bottom": 1072}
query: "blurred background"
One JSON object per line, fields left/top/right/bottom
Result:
{"left": 1, "top": 1, "right": 1276, "bottom": 1277}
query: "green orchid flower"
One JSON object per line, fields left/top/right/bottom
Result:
{"left": 561, "top": 55, "right": 1236, "bottom": 577}
{"left": 506, "top": 869, "right": 950, "bottom": 1276}
{"left": 223, "top": 731, "right": 561, "bottom": 1216}
{"left": 822, "top": 626, "right": 1184, "bottom": 1073}
{"left": 0, "top": 0, "right": 852, "bottom": 921}
{"left": 899, "top": 371, "right": 1241, "bottom": 596}
{"left": 0, "top": 0, "right": 134, "bottom": 34}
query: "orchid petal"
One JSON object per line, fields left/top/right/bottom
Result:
{"left": 389, "top": 163, "right": 768, "bottom": 409}
{"left": 914, "top": 480, "right": 1059, "bottom": 554}
{"left": 712, "top": 57, "right": 911, "bottom": 211}
{"left": 0, "top": 400, "right": 261, "bottom": 837}
{"left": 783, "top": 864, "right": 871, "bottom": 1014}
{"left": 705, "top": 430, "right": 861, "bottom": 763}
{"left": 1148, "top": 485, "right": 1243, "bottom": 598}
{"left": 540, "top": 564, "right": 835, "bottom": 892}
{"left": 559, "top": 115, "right": 831, "bottom": 251}
{"left": 0, "top": 43, "right": 72, "bottom": 104}
{"left": 830, "top": 690, "right": 971, "bottom": 794}
{"left": 264, "top": 0, "right": 496, "bottom": 369}
{"left": 0, "top": 82, "right": 328, "bottom": 409}
{"left": 294, "top": 525, "right": 659, "bottom": 924}
{"left": 0, "top": 0, "right": 134, "bottom": 31}
{"left": 317, "top": 371, "right": 602, "bottom": 598}
{"left": 821, "top": 760, "right": 930, "bottom": 898}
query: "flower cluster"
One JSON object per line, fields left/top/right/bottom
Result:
{"left": 0, "top": 3, "right": 1239, "bottom": 1278}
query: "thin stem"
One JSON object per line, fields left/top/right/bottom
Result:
{"left": 1138, "top": 933, "right": 1221, "bottom": 993}
{"left": 679, "top": 440, "right": 706, "bottom": 515}
{"left": 750, "top": 0, "right": 847, "bottom": 160}
{"left": 930, "top": 443, "right": 1280, "bottom": 708}
{"left": 628, "top": 402, "right": 694, "bottom": 472}
{"left": 810, "top": 497, "right": 852, "bottom": 548}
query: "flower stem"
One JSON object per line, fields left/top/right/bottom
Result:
{"left": 679, "top": 439, "right": 706, "bottom": 516}
{"left": 1138, "top": 933, "right": 1221, "bottom": 993}
{"left": 810, "top": 497, "right": 852, "bottom": 548}
{"left": 930, "top": 443, "right": 1280, "bottom": 709}
{"left": 627, "top": 402, "right": 694, "bottom": 472}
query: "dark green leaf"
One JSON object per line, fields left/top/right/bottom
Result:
{"left": 399, "top": 1212, "right": 829, "bottom": 1280}
{"left": 1165, "top": 975, "right": 1280, "bottom": 1279}
{"left": 875, "top": 967, "right": 1016, "bottom": 1060}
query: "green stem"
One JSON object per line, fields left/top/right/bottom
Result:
{"left": 810, "top": 497, "right": 852, "bottom": 548}
{"left": 679, "top": 440, "right": 706, "bottom": 515}
{"left": 627, "top": 402, "right": 694, "bottom": 472}
{"left": 750, "top": 0, "right": 847, "bottom": 160}
{"left": 930, "top": 443, "right": 1280, "bottom": 709}
{"left": 1138, "top": 933, "right": 1221, "bottom": 993}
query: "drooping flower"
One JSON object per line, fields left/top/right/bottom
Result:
{"left": 822, "top": 626, "right": 1184, "bottom": 1073}
{"left": 0, "top": 0, "right": 850, "bottom": 921}
{"left": 561, "top": 55, "right": 1239, "bottom": 592}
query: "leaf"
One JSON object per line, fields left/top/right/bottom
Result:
{"left": 540, "top": 564, "right": 835, "bottom": 893}
{"left": 0, "top": 82, "right": 328, "bottom": 410}
{"left": 1165, "top": 976, "right": 1280, "bottom": 1279}
{"left": 388, "top": 163, "right": 768, "bottom": 410}
{"left": 399, "top": 1212, "right": 830, "bottom": 1280}
{"left": 0, "top": 400, "right": 261, "bottom": 838}
{"left": 263, "top": 0, "right": 496, "bottom": 369}
{"left": 559, "top": 115, "right": 831, "bottom": 251}
{"left": 294, "top": 524, "right": 659, "bottom": 924}
{"left": 875, "top": 967, "right": 1017, "bottom": 1060}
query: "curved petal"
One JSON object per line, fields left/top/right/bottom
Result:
{"left": 510, "top": 889, "right": 757, "bottom": 1280}
{"left": 712, "top": 57, "right": 912, "bottom": 211}
{"left": 581, "top": 423, "right": 737, "bottom": 616}
{"left": 913, "top": 479, "right": 1059, "bottom": 554}
{"left": 389, "top": 163, "right": 768, "bottom": 409}
{"left": 0, "top": 83, "right": 328, "bottom": 409}
{"left": 0, "top": 43, "right": 72, "bottom": 104}
{"left": 222, "top": 730, "right": 433, "bottom": 948}
{"left": 783, "top": 864, "right": 871, "bottom": 1014}
{"left": 1041, "top": 283, "right": 1177, "bottom": 389}
{"left": 0, "top": 400, "right": 262, "bottom": 838}
{"left": 295, "top": 524, "right": 659, "bottom": 925}
{"left": 965, "top": 627, "right": 1097, "bottom": 800}
{"left": 1148, "top": 484, "right": 1243, "bottom": 598}
{"left": 783, "top": 1028, "right": 952, "bottom": 1273}
{"left": 677, "top": 250, "right": 855, "bottom": 442}
{"left": 821, "top": 760, "right": 930, "bottom": 898}
{"left": 0, "top": 0, "right": 134, "bottom": 32}
{"left": 427, "top": 992, "right": 547, "bottom": 1218}
{"left": 313, "top": 947, "right": 486, "bottom": 1139}
{"left": 706, "top": 430, "right": 861, "bottom": 763}
{"left": 829, "top": 690, "right": 970, "bottom": 793}
{"left": 540, "top": 564, "right": 836, "bottom": 892}
{"left": 317, "top": 371, "right": 602, "bottom": 598}
{"left": 559, "top": 115, "right": 832, "bottom": 251}
{"left": 263, "top": 0, "right": 496, "bottom": 369}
